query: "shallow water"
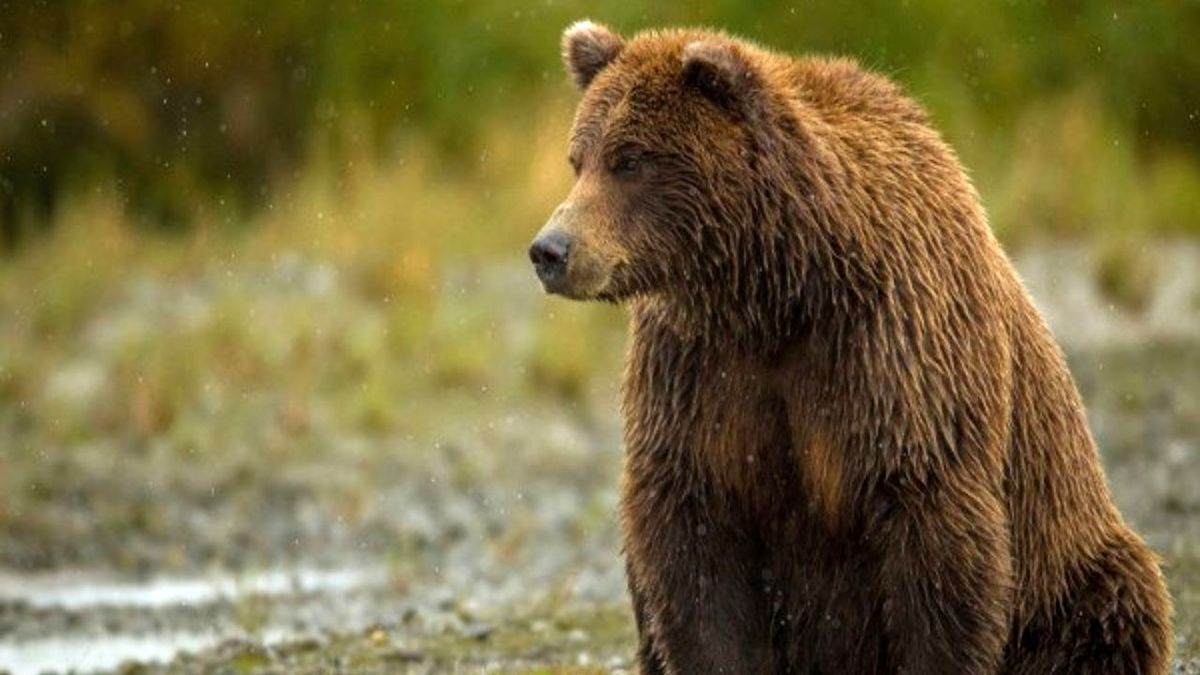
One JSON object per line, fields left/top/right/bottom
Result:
{"left": 0, "top": 566, "right": 387, "bottom": 673}
{"left": 0, "top": 632, "right": 223, "bottom": 675}
{"left": 0, "top": 565, "right": 386, "bottom": 611}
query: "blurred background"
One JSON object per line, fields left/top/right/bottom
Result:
{"left": 0, "top": 2, "right": 1197, "bottom": 673}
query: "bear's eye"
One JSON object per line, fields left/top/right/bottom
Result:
{"left": 611, "top": 153, "right": 642, "bottom": 177}
{"left": 568, "top": 155, "right": 582, "bottom": 177}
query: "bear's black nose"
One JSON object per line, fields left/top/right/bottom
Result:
{"left": 529, "top": 230, "right": 572, "bottom": 284}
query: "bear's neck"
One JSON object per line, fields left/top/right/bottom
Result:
{"left": 633, "top": 280, "right": 821, "bottom": 358}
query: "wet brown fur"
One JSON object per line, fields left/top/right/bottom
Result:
{"left": 536, "top": 21, "right": 1173, "bottom": 674}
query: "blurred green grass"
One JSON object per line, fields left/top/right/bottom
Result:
{"left": 2, "top": 1, "right": 1198, "bottom": 242}
{"left": 0, "top": 101, "right": 627, "bottom": 457}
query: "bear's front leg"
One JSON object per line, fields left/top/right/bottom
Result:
{"left": 625, "top": 560, "right": 665, "bottom": 675}
{"left": 873, "top": 469, "right": 1013, "bottom": 674}
{"left": 622, "top": 482, "right": 775, "bottom": 675}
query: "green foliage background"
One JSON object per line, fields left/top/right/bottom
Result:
{"left": 2, "top": 0, "right": 1198, "bottom": 245}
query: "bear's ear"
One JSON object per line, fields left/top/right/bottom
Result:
{"left": 681, "top": 40, "right": 761, "bottom": 113}
{"left": 562, "top": 20, "right": 624, "bottom": 91}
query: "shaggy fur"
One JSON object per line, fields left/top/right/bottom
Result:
{"left": 529, "top": 22, "right": 1173, "bottom": 674}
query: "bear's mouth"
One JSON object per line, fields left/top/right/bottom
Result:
{"left": 574, "top": 260, "right": 630, "bottom": 303}
{"left": 539, "top": 256, "right": 620, "bottom": 301}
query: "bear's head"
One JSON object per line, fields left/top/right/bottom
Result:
{"left": 529, "top": 22, "right": 802, "bottom": 310}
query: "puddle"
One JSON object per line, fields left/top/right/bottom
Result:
{"left": 0, "top": 627, "right": 310, "bottom": 675}
{"left": 0, "top": 566, "right": 386, "bottom": 674}
{"left": 0, "top": 632, "right": 222, "bottom": 675}
{"left": 0, "top": 565, "right": 387, "bottom": 610}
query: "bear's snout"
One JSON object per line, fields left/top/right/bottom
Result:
{"left": 531, "top": 201, "right": 623, "bottom": 300}
{"left": 529, "top": 229, "right": 572, "bottom": 289}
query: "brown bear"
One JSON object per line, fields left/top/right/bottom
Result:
{"left": 528, "top": 21, "right": 1173, "bottom": 675}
